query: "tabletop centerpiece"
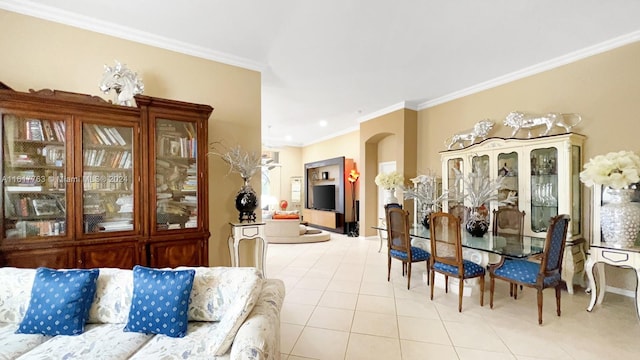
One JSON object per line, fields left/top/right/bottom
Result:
{"left": 375, "top": 171, "right": 404, "bottom": 205}
{"left": 580, "top": 150, "right": 640, "bottom": 248}
{"left": 456, "top": 163, "right": 514, "bottom": 237}
{"left": 209, "top": 142, "right": 261, "bottom": 222}
{"left": 402, "top": 172, "right": 448, "bottom": 229}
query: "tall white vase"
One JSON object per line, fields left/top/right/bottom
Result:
{"left": 600, "top": 188, "right": 640, "bottom": 248}
{"left": 383, "top": 188, "right": 399, "bottom": 205}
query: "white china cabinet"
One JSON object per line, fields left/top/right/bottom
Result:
{"left": 440, "top": 133, "right": 587, "bottom": 293}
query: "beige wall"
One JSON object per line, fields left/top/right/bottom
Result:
{"left": 0, "top": 10, "right": 262, "bottom": 266}
{"left": 302, "top": 131, "right": 360, "bottom": 166}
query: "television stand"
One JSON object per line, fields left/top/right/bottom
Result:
{"left": 301, "top": 208, "right": 339, "bottom": 232}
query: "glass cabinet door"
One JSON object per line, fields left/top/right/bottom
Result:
{"left": 447, "top": 158, "right": 464, "bottom": 208}
{"left": 81, "top": 123, "right": 135, "bottom": 234}
{"left": 497, "top": 151, "right": 518, "bottom": 207}
{"left": 570, "top": 145, "right": 582, "bottom": 237}
{"left": 530, "top": 147, "right": 558, "bottom": 233}
{"left": 154, "top": 118, "right": 198, "bottom": 231}
{"left": 2, "top": 114, "right": 68, "bottom": 239}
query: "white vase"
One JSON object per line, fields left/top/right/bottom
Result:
{"left": 600, "top": 188, "right": 640, "bottom": 248}
{"left": 383, "top": 188, "right": 399, "bottom": 205}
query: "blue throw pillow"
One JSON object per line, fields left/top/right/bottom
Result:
{"left": 16, "top": 267, "right": 99, "bottom": 336}
{"left": 124, "top": 265, "right": 195, "bottom": 338}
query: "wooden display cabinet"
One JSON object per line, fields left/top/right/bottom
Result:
{"left": 0, "top": 86, "right": 212, "bottom": 269}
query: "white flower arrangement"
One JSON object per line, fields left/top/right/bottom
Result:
{"left": 579, "top": 150, "right": 640, "bottom": 189}
{"left": 374, "top": 171, "right": 404, "bottom": 190}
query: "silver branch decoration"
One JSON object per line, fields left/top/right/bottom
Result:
{"left": 208, "top": 142, "right": 261, "bottom": 181}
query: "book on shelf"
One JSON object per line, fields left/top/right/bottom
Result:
{"left": 5, "top": 185, "right": 43, "bottom": 192}
{"left": 25, "top": 119, "right": 44, "bottom": 141}
{"left": 12, "top": 220, "right": 65, "bottom": 237}
{"left": 52, "top": 121, "right": 65, "bottom": 142}
{"left": 32, "top": 198, "right": 63, "bottom": 216}
{"left": 105, "top": 127, "right": 127, "bottom": 146}
{"left": 97, "top": 219, "right": 133, "bottom": 231}
{"left": 93, "top": 125, "right": 112, "bottom": 145}
{"left": 41, "top": 120, "right": 55, "bottom": 141}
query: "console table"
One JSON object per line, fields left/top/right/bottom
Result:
{"left": 586, "top": 244, "right": 640, "bottom": 319}
{"left": 228, "top": 222, "right": 267, "bottom": 277}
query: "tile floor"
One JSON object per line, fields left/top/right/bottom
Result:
{"left": 267, "top": 233, "right": 640, "bottom": 360}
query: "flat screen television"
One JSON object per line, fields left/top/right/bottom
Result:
{"left": 313, "top": 185, "right": 336, "bottom": 211}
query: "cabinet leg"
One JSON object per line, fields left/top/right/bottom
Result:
{"left": 586, "top": 256, "right": 597, "bottom": 311}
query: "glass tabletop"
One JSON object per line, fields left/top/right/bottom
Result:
{"left": 374, "top": 224, "right": 546, "bottom": 259}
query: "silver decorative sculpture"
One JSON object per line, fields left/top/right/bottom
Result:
{"left": 99, "top": 60, "right": 144, "bottom": 106}
{"left": 445, "top": 119, "right": 494, "bottom": 149}
{"left": 504, "top": 111, "right": 582, "bottom": 138}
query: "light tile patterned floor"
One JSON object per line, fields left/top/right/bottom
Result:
{"left": 267, "top": 233, "right": 640, "bottom": 360}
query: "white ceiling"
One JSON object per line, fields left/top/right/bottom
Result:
{"left": 3, "top": 1, "right": 640, "bottom": 147}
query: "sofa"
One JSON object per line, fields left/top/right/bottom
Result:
{"left": 0, "top": 266, "right": 285, "bottom": 359}
{"left": 264, "top": 219, "right": 331, "bottom": 244}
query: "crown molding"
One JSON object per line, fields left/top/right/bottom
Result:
{"left": 302, "top": 124, "right": 360, "bottom": 147}
{"left": 0, "top": 0, "right": 265, "bottom": 72}
{"left": 418, "top": 30, "right": 640, "bottom": 110}
{"left": 357, "top": 101, "right": 419, "bottom": 124}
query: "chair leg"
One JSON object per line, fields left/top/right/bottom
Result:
{"left": 387, "top": 256, "right": 391, "bottom": 282}
{"left": 458, "top": 276, "right": 464, "bottom": 312}
{"left": 425, "top": 261, "right": 430, "bottom": 285}
{"left": 445, "top": 275, "right": 449, "bottom": 293}
{"left": 429, "top": 269, "right": 435, "bottom": 300}
{"left": 514, "top": 283, "right": 518, "bottom": 299}
{"left": 556, "top": 285, "right": 562, "bottom": 317}
{"left": 489, "top": 275, "right": 495, "bottom": 309}
{"left": 407, "top": 262, "right": 412, "bottom": 290}
{"left": 509, "top": 283, "right": 513, "bottom": 297}
{"left": 537, "top": 289, "right": 543, "bottom": 325}
{"left": 479, "top": 275, "right": 484, "bottom": 307}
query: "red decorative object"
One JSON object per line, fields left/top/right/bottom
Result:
{"left": 279, "top": 200, "right": 288, "bottom": 211}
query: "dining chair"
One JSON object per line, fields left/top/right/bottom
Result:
{"left": 428, "top": 212, "right": 485, "bottom": 312}
{"left": 492, "top": 206, "right": 526, "bottom": 297}
{"left": 492, "top": 206, "right": 525, "bottom": 236}
{"left": 378, "top": 203, "right": 402, "bottom": 252}
{"left": 448, "top": 204, "right": 469, "bottom": 223}
{"left": 385, "top": 205, "right": 430, "bottom": 289}
{"left": 488, "top": 214, "right": 570, "bottom": 325}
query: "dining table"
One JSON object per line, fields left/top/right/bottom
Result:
{"left": 374, "top": 223, "right": 547, "bottom": 295}
{"left": 374, "top": 223, "right": 546, "bottom": 266}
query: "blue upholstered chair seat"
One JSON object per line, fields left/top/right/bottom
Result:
{"left": 493, "top": 259, "right": 560, "bottom": 286}
{"left": 390, "top": 247, "right": 430, "bottom": 262}
{"left": 433, "top": 259, "right": 485, "bottom": 278}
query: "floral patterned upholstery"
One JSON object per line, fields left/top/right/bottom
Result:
{"left": 0, "top": 267, "right": 285, "bottom": 359}
{"left": 0, "top": 267, "right": 36, "bottom": 323}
